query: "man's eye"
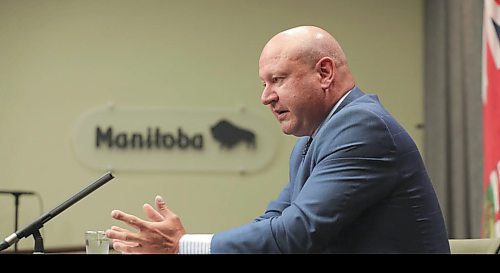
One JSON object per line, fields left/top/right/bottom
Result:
{"left": 272, "top": 77, "right": 282, "bottom": 83}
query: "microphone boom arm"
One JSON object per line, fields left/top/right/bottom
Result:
{"left": 0, "top": 172, "right": 114, "bottom": 252}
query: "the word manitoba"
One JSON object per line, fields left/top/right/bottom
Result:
{"left": 96, "top": 126, "right": 203, "bottom": 150}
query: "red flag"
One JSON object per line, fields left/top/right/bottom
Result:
{"left": 482, "top": 0, "right": 500, "bottom": 238}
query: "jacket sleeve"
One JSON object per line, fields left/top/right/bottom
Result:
{"left": 253, "top": 182, "right": 291, "bottom": 222}
{"left": 252, "top": 138, "right": 305, "bottom": 222}
{"left": 211, "top": 107, "right": 400, "bottom": 253}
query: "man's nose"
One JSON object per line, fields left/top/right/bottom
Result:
{"left": 261, "top": 86, "right": 278, "bottom": 105}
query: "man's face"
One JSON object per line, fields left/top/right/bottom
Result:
{"left": 259, "top": 50, "right": 325, "bottom": 137}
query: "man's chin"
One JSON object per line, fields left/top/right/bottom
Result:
{"left": 281, "top": 127, "right": 309, "bottom": 137}
{"left": 280, "top": 126, "right": 295, "bottom": 136}
{"left": 279, "top": 122, "right": 302, "bottom": 136}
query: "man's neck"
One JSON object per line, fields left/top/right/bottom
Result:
{"left": 311, "top": 87, "right": 354, "bottom": 138}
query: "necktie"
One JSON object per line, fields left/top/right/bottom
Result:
{"left": 302, "top": 137, "right": 313, "bottom": 158}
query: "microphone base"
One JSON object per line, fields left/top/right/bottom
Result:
{"left": 33, "top": 229, "right": 44, "bottom": 254}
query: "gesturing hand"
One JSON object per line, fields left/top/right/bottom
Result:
{"left": 105, "top": 195, "right": 186, "bottom": 254}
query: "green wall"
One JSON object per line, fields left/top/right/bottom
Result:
{"left": 0, "top": 0, "right": 423, "bottom": 250}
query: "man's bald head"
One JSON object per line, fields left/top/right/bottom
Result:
{"left": 260, "top": 26, "right": 348, "bottom": 69}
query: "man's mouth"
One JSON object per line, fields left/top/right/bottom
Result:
{"left": 275, "top": 110, "right": 289, "bottom": 121}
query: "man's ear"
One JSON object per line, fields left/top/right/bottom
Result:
{"left": 316, "top": 57, "right": 335, "bottom": 89}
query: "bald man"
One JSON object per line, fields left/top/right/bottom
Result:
{"left": 106, "top": 26, "right": 450, "bottom": 253}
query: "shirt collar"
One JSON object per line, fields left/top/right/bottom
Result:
{"left": 311, "top": 88, "right": 353, "bottom": 138}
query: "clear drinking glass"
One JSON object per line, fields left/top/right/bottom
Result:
{"left": 85, "top": 230, "right": 109, "bottom": 254}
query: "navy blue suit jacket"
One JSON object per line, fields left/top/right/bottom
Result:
{"left": 211, "top": 87, "right": 450, "bottom": 253}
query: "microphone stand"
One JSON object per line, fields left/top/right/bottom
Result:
{"left": 13, "top": 193, "right": 21, "bottom": 252}
{"left": 0, "top": 172, "right": 114, "bottom": 254}
{"left": 0, "top": 191, "right": 35, "bottom": 252}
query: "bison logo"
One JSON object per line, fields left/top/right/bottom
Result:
{"left": 210, "top": 119, "right": 256, "bottom": 149}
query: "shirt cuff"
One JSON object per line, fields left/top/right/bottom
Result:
{"left": 178, "top": 234, "right": 214, "bottom": 254}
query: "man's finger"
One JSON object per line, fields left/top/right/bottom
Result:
{"left": 155, "top": 195, "right": 170, "bottom": 217}
{"left": 105, "top": 228, "right": 140, "bottom": 243}
{"left": 113, "top": 241, "right": 140, "bottom": 254}
{"left": 143, "top": 203, "right": 164, "bottom": 222}
{"left": 110, "top": 226, "right": 129, "bottom": 233}
{"left": 106, "top": 226, "right": 129, "bottom": 238}
{"left": 112, "top": 239, "right": 139, "bottom": 248}
{"left": 111, "top": 210, "right": 147, "bottom": 230}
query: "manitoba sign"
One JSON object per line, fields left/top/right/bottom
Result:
{"left": 72, "top": 105, "right": 279, "bottom": 173}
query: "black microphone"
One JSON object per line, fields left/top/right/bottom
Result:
{"left": 0, "top": 172, "right": 114, "bottom": 252}
{"left": 0, "top": 190, "right": 35, "bottom": 196}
